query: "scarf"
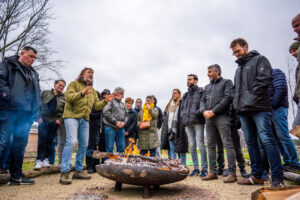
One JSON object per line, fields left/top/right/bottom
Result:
{"left": 142, "top": 103, "right": 154, "bottom": 121}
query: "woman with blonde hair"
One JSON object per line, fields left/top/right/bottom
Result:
{"left": 161, "top": 89, "right": 188, "bottom": 165}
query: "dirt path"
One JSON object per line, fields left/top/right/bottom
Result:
{"left": 0, "top": 166, "right": 275, "bottom": 200}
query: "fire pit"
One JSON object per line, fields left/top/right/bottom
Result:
{"left": 92, "top": 151, "right": 189, "bottom": 198}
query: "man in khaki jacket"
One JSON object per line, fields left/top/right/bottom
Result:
{"left": 60, "top": 67, "right": 113, "bottom": 185}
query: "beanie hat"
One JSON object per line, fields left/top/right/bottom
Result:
{"left": 289, "top": 41, "right": 300, "bottom": 52}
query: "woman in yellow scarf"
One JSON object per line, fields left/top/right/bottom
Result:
{"left": 137, "top": 96, "right": 159, "bottom": 157}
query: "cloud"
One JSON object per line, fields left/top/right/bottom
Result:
{"left": 47, "top": 0, "right": 300, "bottom": 125}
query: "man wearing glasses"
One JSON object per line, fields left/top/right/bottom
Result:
{"left": 230, "top": 38, "right": 284, "bottom": 189}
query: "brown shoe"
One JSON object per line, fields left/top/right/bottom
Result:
{"left": 202, "top": 173, "right": 218, "bottom": 181}
{"left": 223, "top": 174, "right": 237, "bottom": 183}
{"left": 237, "top": 175, "right": 264, "bottom": 185}
{"left": 289, "top": 126, "right": 300, "bottom": 138}
{"left": 72, "top": 171, "right": 91, "bottom": 180}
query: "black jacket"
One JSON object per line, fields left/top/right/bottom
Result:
{"left": 125, "top": 108, "right": 137, "bottom": 139}
{"left": 200, "top": 77, "right": 233, "bottom": 115}
{"left": 181, "top": 85, "right": 205, "bottom": 125}
{"left": 161, "top": 101, "right": 188, "bottom": 153}
{"left": 233, "top": 50, "right": 272, "bottom": 113}
{"left": 0, "top": 55, "right": 41, "bottom": 117}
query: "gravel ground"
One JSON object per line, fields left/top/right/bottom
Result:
{"left": 0, "top": 166, "right": 276, "bottom": 200}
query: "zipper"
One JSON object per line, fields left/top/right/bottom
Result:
{"left": 208, "top": 83, "right": 215, "bottom": 110}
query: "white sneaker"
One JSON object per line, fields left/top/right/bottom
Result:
{"left": 34, "top": 160, "right": 43, "bottom": 170}
{"left": 42, "top": 158, "right": 50, "bottom": 168}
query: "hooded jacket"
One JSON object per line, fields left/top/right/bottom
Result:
{"left": 180, "top": 85, "right": 205, "bottom": 125}
{"left": 0, "top": 55, "right": 41, "bottom": 117}
{"left": 233, "top": 50, "right": 272, "bottom": 113}
{"left": 62, "top": 80, "right": 107, "bottom": 121}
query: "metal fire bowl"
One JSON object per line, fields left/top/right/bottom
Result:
{"left": 96, "top": 163, "right": 189, "bottom": 186}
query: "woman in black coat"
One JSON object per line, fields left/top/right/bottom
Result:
{"left": 161, "top": 89, "right": 188, "bottom": 165}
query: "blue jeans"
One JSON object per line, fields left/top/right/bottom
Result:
{"left": 178, "top": 153, "right": 186, "bottom": 166}
{"left": 61, "top": 118, "right": 89, "bottom": 173}
{"left": 36, "top": 121, "right": 58, "bottom": 161}
{"left": 0, "top": 110, "right": 33, "bottom": 178}
{"left": 272, "top": 107, "right": 300, "bottom": 166}
{"left": 185, "top": 124, "right": 208, "bottom": 171}
{"left": 168, "top": 139, "right": 176, "bottom": 160}
{"left": 0, "top": 134, "right": 13, "bottom": 169}
{"left": 240, "top": 111, "right": 284, "bottom": 181}
{"left": 105, "top": 126, "right": 125, "bottom": 153}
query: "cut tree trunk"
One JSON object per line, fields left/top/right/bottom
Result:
{"left": 251, "top": 186, "right": 300, "bottom": 200}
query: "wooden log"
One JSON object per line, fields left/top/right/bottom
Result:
{"left": 284, "top": 172, "right": 300, "bottom": 184}
{"left": 251, "top": 186, "right": 300, "bottom": 200}
{"left": 0, "top": 165, "right": 86, "bottom": 184}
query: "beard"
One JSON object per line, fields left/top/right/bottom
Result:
{"left": 84, "top": 78, "right": 93, "bottom": 85}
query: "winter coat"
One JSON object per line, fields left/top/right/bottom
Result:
{"left": 233, "top": 50, "right": 273, "bottom": 113}
{"left": 102, "top": 98, "right": 129, "bottom": 130}
{"left": 200, "top": 77, "right": 233, "bottom": 115}
{"left": 295, "top": 47, "right": 300, "bottom": 99}
{"left": 62, "top": 80, "right": 107, "bottom": 121}
{"left": 155, "top": 106, "right": 163, "bottom": 129}
{"left": 137, "top": 107, "right": 160, "bottom": 150}
{"left": 0, "top": 55, "right": 41, "bottom": 118}
{"left": 161, "top": 101, "right": 188, "bottom": 153}
{"left": 181, "top": 85, "right": 205, "bottom": 126}
{"left": 40, "top": 89, "right": 65, "bottom": 122}
{"left": 125, "top": 108, "right": 137, "bottom": 139}
{"left": 268, "top": 69, "right": 289, "bottom": 109}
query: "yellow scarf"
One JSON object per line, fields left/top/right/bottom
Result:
{"left": 142, "top": 103, "right": 154, "bottom": 121}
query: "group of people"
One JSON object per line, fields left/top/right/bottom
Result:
{"left": 0, "top": 13, "right": 299, "bottom": 190}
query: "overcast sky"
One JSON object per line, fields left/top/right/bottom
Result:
{"left": 48, "top": 0, "right": 299, "bottom": 124}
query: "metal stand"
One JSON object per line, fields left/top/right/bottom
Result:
{"left": 114, "top": 181, "right": 122, "bottom": 191}
{"left": 143, "top": 186, "right": 150, "bottom": 199}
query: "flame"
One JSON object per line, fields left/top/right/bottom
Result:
{"left": 125, "top": 137, "right": 140, "bottom": 155}
{"left": 159, "top": 167, "right": 171, "bottom": 171}
{"left": 144, "top": 151, "right": 150, "bottom": 157}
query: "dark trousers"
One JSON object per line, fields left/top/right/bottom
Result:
{"left": 216, "top": 127, "right": 246, "bottom": 170}
{"left": 0, "top": 110, "right": 33, "bottom": 179}
{"left": 206, "top": 115, "right": 236, "bottom": 175}
{"left": 36, "top": 121, "right": 58, "bottom": 161}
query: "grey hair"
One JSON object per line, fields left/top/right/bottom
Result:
{"left": 208, "top": 64, "right": 222, "bottom": 76}
{"left": 113, "top": 87, "right": 125, "bottom": 94}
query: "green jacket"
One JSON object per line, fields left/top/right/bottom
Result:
{"left": 62, "top": 81, "right": 107, "bottom": 121}
{"left": 40, "top": 89, "right": 65, "bottom": 122}
{"left": 137, "top": 107, "right": 160, "bottom": 150}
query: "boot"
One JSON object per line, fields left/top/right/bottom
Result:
{"left": 289, "top": 126, "right": 300, "bottom": 138}
{"left": 72, "top": 170, "right": 91, "bottom": 180}
{"left": 59, "top": 172, "right": 72, "bottom": 185}
{"left": 202, "top": 173, "right": 218, "bottom": 181}
{"left": 223, "top": 174, "right": 237, "bottom": 183}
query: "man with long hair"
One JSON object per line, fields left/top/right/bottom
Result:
{"left": 59, "top": 67, "right": 113, "bottom": 185}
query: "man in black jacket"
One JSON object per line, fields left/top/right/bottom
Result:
{"left": 231, "top": 38, "right": 284, "bottom": 189}
{"left": 0, "top": 46, "right": 41, "bottom": 185}
{"left": 200, "top": 64, "right": 237, "bottom": 183}
{"left": 181, "top": 74, "right": 208, "bottom": 177}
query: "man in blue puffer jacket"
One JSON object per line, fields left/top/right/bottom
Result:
{"left": 268, "top": 68, "right": 300, "bottom": 171}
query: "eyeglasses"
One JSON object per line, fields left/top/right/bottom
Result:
{"left": 232, "top": 49, "right": 241, "bottom": 56}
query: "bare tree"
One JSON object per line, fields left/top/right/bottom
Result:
{"left": 0, "top": 0, "right": 63, "bottom": 83}
{"left": 286, "top": 56, "right": 298, "bottom": 119}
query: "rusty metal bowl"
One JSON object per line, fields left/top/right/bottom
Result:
{"left": 93, "top": 151, "right": 189, "bottom": 186}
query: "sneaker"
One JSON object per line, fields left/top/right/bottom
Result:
{"left": 189, "top": 169, "right": 200, "bottom": 177}
{"left": 42, "top": 158, "right": 50, "bottom": 168}
{"left": 222, "top": 168, "right": 229, "bottom": 177}
{"left": 59, "top": 172, "right": 72, "bottom": 185}
{"left": 34, "top": 160, "right": 43, "bottom": 170}
{"left": 72, "top": 171, "right": 91, "bottom": 180}
{"left": 199, "top": 170, "right": 208, "bottom": 177}
{"left": 217, "top": 168, "right": 223, "bottom": 176}
{"left": 271, "top": 180, "right": 285, "bottom": 189}
{"left": 8, "top": 177, "right": 35, "bottom": 186}
{"left": 261, "top": 170, "right": 269, "bottom": 181}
